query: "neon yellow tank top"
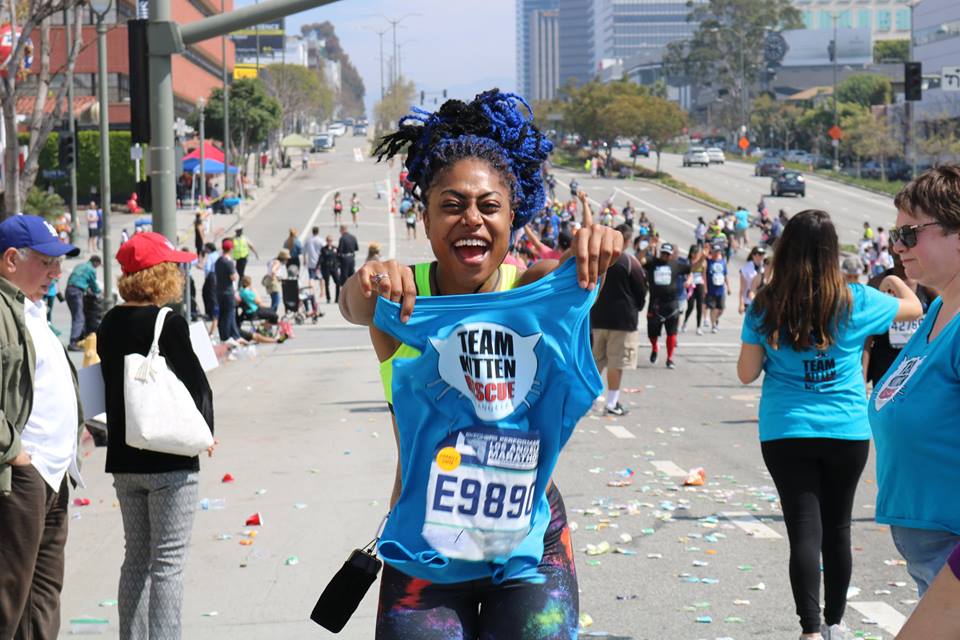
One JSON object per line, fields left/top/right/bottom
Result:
{"left": 378, "top": 262, "right": 520, "bottom": 404}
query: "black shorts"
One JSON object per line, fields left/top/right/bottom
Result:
{"left": 706, "top": 293, "right": 725, "bottom": 310}
{"left": 405, "top": 221, "right": 416, "bottom": 229}
{"left": 647, "top": 303, "right": 680, "bottom": 338}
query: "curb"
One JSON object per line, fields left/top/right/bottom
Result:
{"left": 724, "top": 157, "right": 896, "bottom": 200}
{"left": 633, "top": 176, "right": 728, "bottom": 213}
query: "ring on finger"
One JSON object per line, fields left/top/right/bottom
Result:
{"left": 371, "top": 272, "right": 390, "bottom": 285}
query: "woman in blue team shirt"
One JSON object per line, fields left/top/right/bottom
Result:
{"left": 340, "top": 91, "right": 622, "bottom": 639}
{"left": 869, "top": 165, "right": 960, "bottom": 597}
{"left": 737, "top": 210, "right": 921, "bottom": 640}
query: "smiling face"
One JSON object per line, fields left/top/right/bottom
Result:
{"left": 892, "top": 207, "right": 960, "bottom": 291}
{"left": 423, "top": 158, "right": 514, "bottom": 294}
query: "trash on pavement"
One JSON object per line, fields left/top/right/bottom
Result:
{"left": 221, "top": 473, "right": 235, "bottom": 483}
{"left": 73, "top": 498, "right": 91, "bottom": 507}
{"left": 198, "top": 498, "right": 226, "bottom": 511}
{"left": 284, "top": 556, "right": 299, "bottom": 566}
{"left": 245, "top": 512, "right": 263, "bottom": 526}
{"left": 578, "top": 613, "right": 594, "bottom": 629}
{"left": 69, "top": 617, "right": 109, "bottom": 634}
{"left": 97, "top": 599, "right": 117, "bottom": 607}
{"left": 749, "top": 582, "right": 766, "bottom": 591}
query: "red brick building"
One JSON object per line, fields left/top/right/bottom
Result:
{"left": 36, "top": 0, "right": 235, "bottom": 126}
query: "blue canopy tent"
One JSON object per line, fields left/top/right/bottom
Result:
{"left": 183, "top": 157, "right": 238, "bottom": 174}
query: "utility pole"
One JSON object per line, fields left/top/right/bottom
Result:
{"left": 908, "top": 1, "right": 917, "bottom": 178}
{"left": 64, "top": 6, "right": 78, "bottom": 244}
{"left": 832, "top": 12, "right": 839, "bottom": 172}
{"left": 739, "top": 34, "right": 746, "bottom": 154}
{"left": 92, "top": 0, "right": 113, "bottom": 309}
{"left": 364, "top": 26, "right": 387, "bottom": 99}
{"left": 222, "top": 0, "right": 231, "bottom": 192}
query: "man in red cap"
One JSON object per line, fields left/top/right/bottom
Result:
{"left": 0, "top": 215, "right": 84, "bottom": 639}
{"left": 214, "top": 238, "right": 240, "bottom": 342}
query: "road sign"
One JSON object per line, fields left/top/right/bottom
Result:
{"left": 42, "top": 169, "right": 66, "bottom": 179}
{"left": 942, "top": 66, "right": 960, "bottom": 91}
{"left": 130, "top": 145, "right": 143, "bottom": 161}
{"left": 828, "top": 125, "right": 843, "bottom": 140}
{"left": 738, "top": 137, "right": 749, "bottom": 150}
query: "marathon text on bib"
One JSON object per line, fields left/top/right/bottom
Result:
{"left": 423, "top": 427, "right": 540, "bottom": 561}
{"left": 653, "top": 265, "right": 673, "bottom": 286}
{"left": 430, "top": 322, "right": 542, "bottom": 422}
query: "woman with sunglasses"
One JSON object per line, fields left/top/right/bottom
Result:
{"left": 869, "top": 165, "right": 960, "bottom": 597}
{"left": 737, "top": 210, "right": 921, "bottom": 640}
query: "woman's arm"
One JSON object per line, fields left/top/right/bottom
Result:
{"left": 340, "top": 260, "right": 417, "bottom": 326}
{"left": 737, "top": 343, "right": 765, "bottom": 384}
{"left": 896, "top": 555, "right": 960, "bottom": 639}
{"left": 739, "top": 272, "right": 749, "bottom": 314}
{"left": 862, "top": 337, "right": 873, "bottom": 386}
{"left": 880, "top": 275, "right": 923, "bottom": 322}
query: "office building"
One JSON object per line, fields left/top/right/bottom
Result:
{"left": 913, "top": 0, "right": 960, "bottom": 122}
{"left": 593, "top": 0, "right": 700, "bottom": 72}
{"left": 517, "top": 0, "right": 560, "bottom": 98}
{"left": 558, "top": 0, "right": 595, "bottom": 86}
{"left": 530, "top": 9, "right": 560, "bottom": 101}
{"left": 794, "top": 0, "right": 912, "bottom": 42}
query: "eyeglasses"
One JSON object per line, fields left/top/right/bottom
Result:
{"left": 22, "top": 250, "right": 65, "bottom": 270}
{"left": 889, "top": 222, "right": 942, "bottom": 248}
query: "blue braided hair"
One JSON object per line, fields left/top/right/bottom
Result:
{"left": 374, "top": 89, "right": 553, "bottom": 228}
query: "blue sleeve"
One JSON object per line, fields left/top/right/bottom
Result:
{"left": 374, "top": 297, "right": 429, "bottom": 351}
{"left": 851, "top": 284, "right": 899, "bottom": 337}
{"left": 740, "top": 308, "right": 764, "bottom": 345}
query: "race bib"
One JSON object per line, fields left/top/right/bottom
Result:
{"left": 653, "top": 265, "right": 673, "bottom": 286}
{"left": 423, "top": 427, "right": 540, "bottom": 561}
{"left": 692, "top": 272, "right": 704, "bottom": 286}
{"left": 875, "top": 356, "right": 926, "bottom": 411}
{"left": 711, "top": 270, "right": 726, "bottom": 287}
{"left": 888, "top": 318, "right": 923, "bottom": 348}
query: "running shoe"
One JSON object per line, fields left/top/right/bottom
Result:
{"left": 666, "top": 359, "right": 675, "bottom": 369}
{"left": 680, "top": 325, "right": 687, "bottom": 333}
{"left": 605, "top": 403, "right": 629, "bottom": 416}
{"left": 711, "top": 325, "right": 719, "bottom": 334}
{"left": 696, "top": 327, "right": 704, "bottom": 336}
{"left": 821, "top": 622, "right": 854, "bottom": 640}
{"left": 649, "top": 349, "right": 658, "bottom": 364}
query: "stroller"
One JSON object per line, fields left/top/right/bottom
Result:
{"left": 281, "top": 278, "right": 320, "bottom": 325}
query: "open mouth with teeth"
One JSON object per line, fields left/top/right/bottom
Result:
{"left": 452, "top": 237, "right": 491, "bottom": 265}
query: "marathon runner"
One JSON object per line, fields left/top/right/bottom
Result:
{"left": 333, "top": 191, "right": 343, "bottom": 225}
{"left": 682, "top": 244, "right": 707, "bottom": 335}
{"left": 339, "top": 90, "right": 623, "bottom": 639}
{"left": 738, "top": 246, "right": 766, "bottom": 315}
{"left": 644, "top": 242, "right": 689, "bottom": 369}
{"left": 350, "top": 193, "right": 361, "bottom": 227}
{"left": 705, "top": 241, "right": 730, "bottom": 332}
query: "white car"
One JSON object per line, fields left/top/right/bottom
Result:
{"left": 784, "top": 149, "right": 813, "bottom": 165}
{"left": 706, "top": 147, "right": 725, "bottom": 164}
{"left": 683, "top": 147, "right": 710, "bottom": 167}
{"left": 327, "top": 122, "right": 347, "bottom": 137}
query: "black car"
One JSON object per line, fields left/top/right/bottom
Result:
{"left": 755, "top": 156, "right": 785, "bottom": 177}
{"left": 771, "top": 170, "right": 806, "bottom": 197}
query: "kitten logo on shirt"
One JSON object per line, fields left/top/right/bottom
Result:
{"left": 430, "top": 322, "right": 541, "bottom": 421}
{"left": 874, "top": 356, "right": 926, "bottom": 411}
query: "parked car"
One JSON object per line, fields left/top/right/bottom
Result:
{"left": 631, "top": 141, "right": 650, "bottom": 158}
{"left": 755, "top": 156, "right": 785, "bottom": 177}
{"left": 706, "top": 147, "right": 725, "bottom": 164}
{"left": 312, "top": 134, "right": 335, "bottom": 152}
{"left": 771, "top": 170, "right": 806, "bottom": 197}
{"left": 327, "top": 122, "right": 347, "bottom": 137}
{"left": 784, "top": 149, "right": 813, "bottom": 165}
{"left": 353, "top": 124, "right": 368, "bottom": 137}
{"left": 683, "top": 147, "right": 710, "bottom": 167}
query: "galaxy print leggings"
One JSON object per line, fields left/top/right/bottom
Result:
{"left": 375, "top": 484, "right": 578, "bottom": 640}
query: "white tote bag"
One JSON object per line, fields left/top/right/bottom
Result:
{"left": 123, "top": 307, "right": 214, "bottom": 456}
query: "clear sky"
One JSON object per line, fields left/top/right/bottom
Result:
{"left": 236, "top": 0, "right": 517, "bottom": 119}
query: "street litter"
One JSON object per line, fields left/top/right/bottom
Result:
{"left": 221, "top": 473, "right": 235, "bottom": 483}
{"left": 245, "top": 512, "right": 263, "bottom": 526}
{"left": 73, "top": 498, "right": 91, "bottom": 507}
{"left": 215, "top": 533, "right": 233, "bottom": 541}
{"left": 585, "top": 541, "right": 611, "bottom": 556}
{"left": 97, "top": 599, "right": 117, "bottom": 607}
{"left": 695, "top": 616, "right": 712, "bottom": 623}
{"left": 285, "top": 556, "right": 300, "bottom": 566}
{"left": 749, "top": 582, "right": 766, "bottom": 591}
{"left": 733, "top": 599, "right": 751, "bottom": 606}
{"left": 293, "top": 502, "right": 308, "bottom": 509}
{"left": 578, "top": 613, "right": 594, "bottom": 628}
{"left": 198, "top": 498, "right": 226, "bottom": 511}
{"left": 69, "top": 617, "right": 109, "bottom": 634}
{"left": 202, "top": 611, "right": 219, "bottom": 617}
{"left": 683, "top": 467, "right": 706, "bottom": 486}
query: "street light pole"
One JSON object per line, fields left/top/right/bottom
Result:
{"left": 739, "top": 35, "right": 746, "bottom": 155}
{"left": 92, "top": 0, "right": 114, "bottom": 309}
{"left": 908, "top": 1, "right": 917, "bottom": 177}
{"left": 222, "top": 0, "right": 231, "bottom": 193}
{"left": 832, "top": 12, "right": 840, "bottom": 171}
{"left": 197, "top": 98, "right": 206, "bottom": 209}
{"left": 64, "top": 6, "right": 78, "bottom": 245}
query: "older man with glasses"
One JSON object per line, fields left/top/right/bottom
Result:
{"left": 0, "top": 215, "right": 86, "bottom": 639}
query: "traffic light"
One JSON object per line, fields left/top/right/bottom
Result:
{"left": 442, "top": 89, "right": 447, "bottom": 99}
{"left": 58, "top": 131, "right": 75, "bottom": 171}
{"left": 128, "top": 19, "right": 151, "bottom": 144}
{"left": 905, "top": 62, "right": 923, "bottom": 101}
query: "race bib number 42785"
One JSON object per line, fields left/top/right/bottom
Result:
{"left": 423, "top": 427, "right": 540, "bottom": 562}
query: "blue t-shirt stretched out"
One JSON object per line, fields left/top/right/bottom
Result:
{"left": 741, "top": 284, "right": 899, "bottom": 442}
{"left": 869, "top": 297, "right": 960, "bottom": 534}
{"left": 373, "top": 260, "right": 602, "bottom": 584}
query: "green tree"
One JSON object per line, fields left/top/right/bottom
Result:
{"left": 917, "top": 115, "right": 960, "bottom": 167}
{"left": 300, "top": 22, "right": 366, "bottom": 118}
{"left": 560, "top": 79, "right": 644, "bottom": 145}
{"left": 641, "top": 96, "right": 688, "bottom": 174}
{"left": 598, "top": 95, "right": 648, "bottom": 165}
{"left": 836, "top": 73, "right": 892, "bottom": 107}
{"left": 261, "top": 63, "right": 334, "bottom": 133}
{"left": 750, "top": 94, "right": 802, "bottom": 149}
{"left": 861, "top": 118, "right": 903, "bottom": 181}
{"left": 374, "top": 77, "right": 417, "bottom": 135}
{"left": 874, "top": 40, "right": 909, "bottom": 63}
{"left": 196, "top": 78, "right": 282, "bottom": 173}
{"left": 840, "top": 108, "right": 875, "bottom": 177}
{"left": 22, "top": 186, "right": 64, "bottom": 221}
{"left": 662, "top": 0, "right": 802, "bottom": 133}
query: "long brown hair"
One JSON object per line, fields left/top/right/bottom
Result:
{"left": 752, "top": 209, "right": 851, "bottom": 350}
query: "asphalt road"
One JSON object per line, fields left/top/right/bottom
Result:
{"left": 58, "top": 144, "right": 915, "bottom": 639}
{"left": 622, "top": 149, "right": 897, "bottom": 246}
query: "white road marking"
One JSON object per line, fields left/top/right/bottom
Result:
{"left": 386, "top": 169, "right": 396, "bottom": 259}
{"left": 604, "top": 425, "right": 636, "bottom": 439}
{"left": 651, "top": 460, "right": 687, "bottom": 477}
{"left": 353, "top": 148, "right": 364, "bottom": 162}
{"left": 613, "top": 186, "right": 697, "bottom": 229}
{"left": 721, "top": 511, "right": 783, "bottom": 539}
{"left": 848, "top": 601, "right": 906, "bottom": 636}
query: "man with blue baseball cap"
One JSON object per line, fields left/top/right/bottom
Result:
{"left": 0, "top": 214, "right": 84, "bottom": 639}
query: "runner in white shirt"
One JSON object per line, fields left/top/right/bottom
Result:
{"left": 739, "top": 246, "right": 766, "bottom": 315}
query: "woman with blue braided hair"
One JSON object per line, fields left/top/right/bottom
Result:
{"left": 341, "top": 90, "right": 623, "bottom": 639}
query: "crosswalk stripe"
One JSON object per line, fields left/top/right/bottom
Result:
{"left": 721, "top": 511, "right": 783, "bottom": 539}
{"left": 604, "top": 425, "right": 635, "bottom": 439}
{"left": 848, "top": 601, "right": 906, "bottom": 636}
{"left": 651, "top": 460, "right": 687, "bottom": 477}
